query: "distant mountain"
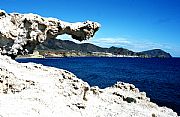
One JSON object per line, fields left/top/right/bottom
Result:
{"left": 36, "top": 39, "right": 106, "bottom": 52}
{"left": 106, "top": 46, "right": 136, "bottom": 56}
{"left": 140, "top": 49, "right": 172, "bottom": 58}
{"left": 35, "top": 39, "right": 172, "bottom": 58}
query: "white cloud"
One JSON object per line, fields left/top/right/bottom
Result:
{"left": 56, "top": 34, "right": 71, "bottom": 40}
{"left": 90, "top": 37, "right": 131, "bottom": 46}
{"left": 56, "top": 35, "right": 174, "bottom": 54}
{"left": 56, "top": 34, "right": 89, "bottom": 43}
{"left": 57, "top": 35, "right": 131, "bottom": 47}
{"left": 90, "top": 37, "right": 173, "bottom": 53}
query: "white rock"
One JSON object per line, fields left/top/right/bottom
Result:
{"left": 0, "top": 55, "right": 178, "bottom": 117}
{"left": 0, "top": 10, "right": 100, "bottom": 58}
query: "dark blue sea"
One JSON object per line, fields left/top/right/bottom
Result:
{"left": 16, "top": 57, "right": 180, "bottom": 115}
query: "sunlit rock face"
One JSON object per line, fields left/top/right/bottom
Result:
{"left": 0, "top": 55, "right": 178, "bottom": 117}
{"left": 0, "top": 10, "right": 100, "bottom": 58}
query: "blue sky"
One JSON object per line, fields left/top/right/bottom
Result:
{"left": 1, "top": 0, "right": 180, "bottom": 56}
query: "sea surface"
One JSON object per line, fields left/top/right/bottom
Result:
{"left": 16, "top": 57, "right": 180, "bottom": 115}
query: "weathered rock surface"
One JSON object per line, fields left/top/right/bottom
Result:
{"left": 0, "top": 10, "right": 100, "bottom": 58}
{"left": 0, "top": 10, "right": 178, "bottom": 117}
{"left": 0, "top": 55, "right": 178, "bottom": 117}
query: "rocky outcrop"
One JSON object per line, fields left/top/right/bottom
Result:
{"left": 0, "top": 10, "right": 100, "bottom": 58}
{"left": 0, "top": 55, "right": 178, "bottom": 117}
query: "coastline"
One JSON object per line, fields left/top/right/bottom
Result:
{"left": 16, "top": 50, "right": 172, "bottom": 59}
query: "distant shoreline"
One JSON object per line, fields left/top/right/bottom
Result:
{"left": 16, "top": 55, "right": 176, "bottom": 59}
{"left": 16, "top": 50, "right": 173, "bottom": 59}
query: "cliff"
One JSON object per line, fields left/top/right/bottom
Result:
{"left": 0, "top": 55, "right": 178, "bottom": 117}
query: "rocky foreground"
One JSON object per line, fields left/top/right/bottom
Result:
{"left": 0, "top": 55, "right": 178, "bottom": 117}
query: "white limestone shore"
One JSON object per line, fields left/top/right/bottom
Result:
{"left": 0, "top": 55, "right": 179, "bottom": 117}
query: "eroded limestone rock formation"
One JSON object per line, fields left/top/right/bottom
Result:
{"left": 0, "top": 10, "right": 100, "bottom": 58}
{"left": 0, "top": 55, "right": 178, "bottom": 117}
